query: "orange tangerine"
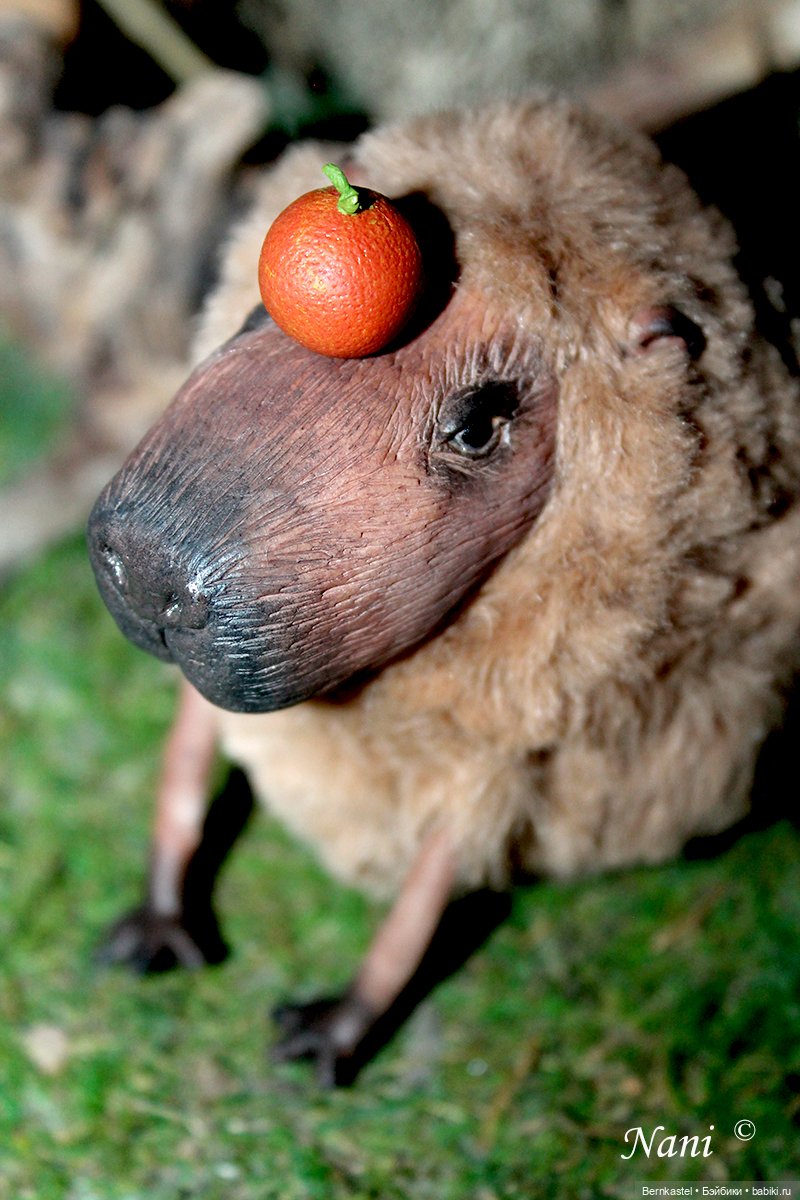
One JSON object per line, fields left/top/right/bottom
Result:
{"left": 258, "top": 163, "right": 423, "bottom": 358}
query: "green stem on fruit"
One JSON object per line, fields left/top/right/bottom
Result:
{"left": 322, "top": 163, "right": 363, "bottom": 215}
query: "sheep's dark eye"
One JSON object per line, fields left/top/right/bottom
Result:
{"left": 438, "top": 381, "right": 518, "bottom": 460}
{"left": 451, "top": 413, "right": 501, "bottom": 455}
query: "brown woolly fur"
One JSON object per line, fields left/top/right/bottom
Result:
{"left": 196, "top": 97, "right": 800, "bottom": 897}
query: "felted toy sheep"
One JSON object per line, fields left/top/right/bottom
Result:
{"left": 87, "top": 96, "right": 800, "bottom": 1085}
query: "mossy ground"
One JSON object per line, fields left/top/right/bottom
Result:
{"left": 2, "top": 340, "right": 799, "bottom": 1199}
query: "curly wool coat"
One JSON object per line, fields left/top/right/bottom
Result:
{"left": 190, "top": 96, "right": 800, "bottom": 898}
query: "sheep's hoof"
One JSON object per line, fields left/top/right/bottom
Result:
{"left": 95, "top": 902, "right": 227, "bottom": 973}
{"left": 271, "top": 992, "right": 378, "bottom": 1087}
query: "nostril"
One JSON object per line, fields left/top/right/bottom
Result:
{"left": 162, "top": 593, "right": 182, "bottom": 625}
{"left": 160, "top": 583, "right": 209, "bottom": 630}
{"left": 100, "top": 542, "right": 128, "bottom": 592}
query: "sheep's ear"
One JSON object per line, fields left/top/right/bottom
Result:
{"left": 629, "top": 305, "right": 706, "bottom": 360}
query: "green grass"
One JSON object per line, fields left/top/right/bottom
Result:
{"left": 1, "top": 339, "right": 799, "bottom": 1199}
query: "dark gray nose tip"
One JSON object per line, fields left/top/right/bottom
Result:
{"left": 88, "top": 503, "right": 209, "bottom": 634}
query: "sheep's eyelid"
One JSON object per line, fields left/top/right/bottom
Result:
{"left": 435, "top": 380, "right": 520, "bottom": 438}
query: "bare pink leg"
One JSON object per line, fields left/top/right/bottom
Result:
{"left": 149, "top": 679, "right": 219, "bottom": 919}
{"left": 354, "top": 829, "right": 457, "bottom": 1014}
{"left": 97, "top": 680, "right": 225, "bottom": 971}
{"left": 273, "top": 828, "right": 457, "bottom": 1084}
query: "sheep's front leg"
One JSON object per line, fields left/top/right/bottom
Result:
{"left": 272, "top": 829, "right": 461, "bottom": 1086}
{"left": 97, "top": 680, "right": 235, "bottom": 972}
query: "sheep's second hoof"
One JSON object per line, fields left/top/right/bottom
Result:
{"left": 95, "top": 903, "right": 227, "bottom": 974}
{"left": 271, "top": 992, "right": 378, "bottom": 1087}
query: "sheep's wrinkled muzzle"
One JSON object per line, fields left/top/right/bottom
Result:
{"left": 88, "top": 295, "right": 556, "bottom": 713}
